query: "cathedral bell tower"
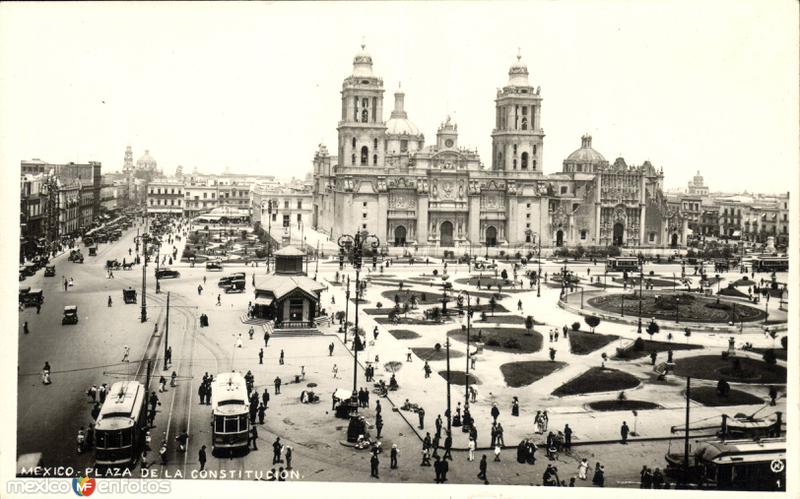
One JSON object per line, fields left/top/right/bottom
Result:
{"left": 337, "top": 44, "right": 387, "bottom": 169}
{"left": 491, "top": 51, "right": 544, "bottom": 173}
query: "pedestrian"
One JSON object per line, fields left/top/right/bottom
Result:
{"left": 198, "top": 284, "right": 203, "bottom": 295}
{"left": 640, "top": 465, "right": 652, "bottom": 488}
{"left": 91, "top": 402, "right": 101, "bottom": 420}
{"left": 258, "top": 348, "right": 264, "bottom": 364}
{"left": 373, "top": 326, "right": 379, "bottom": 340}
{"left": 249, "top": 426, "right": 258, "bottom": 450}
{"left": 621, "top": 421, "right": 629, "bottom": 444}
{"left": 263, "top": 388, "right": 270, "bottom": 408}
{"left": 375, "top": 399, "right": 381, "bottom": 416}
{"left": 495, "top": 422, "right": 505, "bottom": 446}
{"left": 23, "top": 321, "right": 29, "bottom": 335}
{"left": 564, "top": 424, "right": 572, "bottom": 450}
{"left": 478, "top": 454, "right": 488, "bottom": 483}
{"left": 592, "top": 463, "right": 605, "bottom": 487}
{"left": 332, "top": 364, "right": 338, "bottom": 379}
{"left": 159, "top": 376, "right": 166, "bottom": 392}
{"left": 198, "top": 383, "right": 207, "bottom": 405}
{"left": 99, "top": 383, "right": 107, "bottom": 403}
{"left": 468, "top": 438, "right": 475, "bottom": 461}
{"left": 122, "top": 345, "right": 130, "bottom": 362}
{"left": 279, "top": 349, "right": 284, "bottom": 365}
{"left": 517, "top": 299, "right": 522, "bottom": 311}
{"left": 86, "top": 384, "right": 97, "bottom": 402}
{"left": 274, "top": 376, "right": 281, "bottom": 394}
{"left": 494, "top": 444, "right": 501, "bottom": 462}
{"left": 491, "top": 403, "right": 500, "bottom": 423}
{"left": 329, "top": 342, "right": 334, "bottom": 356}
{"left": 578, "top": 458, "right": 589, "bottom": 480}
{"left": 511, "top": 396, "right": 519, "bottom": 417}
{"left": 443, "top": 432, "right": 453, "bottom": 460}
{"left": 406, "top": 349, "right": 413, "bottom": 362}
{"left": 423, "top": 361, "right": 431, "bottom": 378}
{"left": 264, "top": 331, "right": 270, "bottom": 347}
{"left": 258, "top": 403, "right": 266, "bottom": 424}
{"left": 652, "top": 467, "right": 664, "bottom": 489}
{"left": 421, "top": 447, "right": 431, "bottom": 467}
{"left": 272, "top": 437, "right": 282, "bottom": 464}
{"left": 390, "top": 444, "right": 398, "bottom": 469}
{"left": 375, "top": 414, "right": 383, "bottom": 438}
{"left": 418, "top": 406, "right": 425, "bottom": 429}
{"left": 370, "top": 452, "right": 380, "bottom": 478}
{"left": 435, "top": 414, "right": 443, "bottom": 436}
{"left": 285, "top": 446, "right": 293, "bottom": 470}
{"left": 440, "top": 454, "right": 449, "bottom": 482}
{"left": 217, "top": 294, "right": 221, "bottom": 306}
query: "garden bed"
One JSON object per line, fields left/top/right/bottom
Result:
{"left": 614, "top": 339, "right": 703, "bottom": 360}
{"left": 473, "top": 314, "right": 528, "bottom": 325}
{"left": 587, "top": 292, "right": 767, "bottom": 323}
{"left": 454, "top": 277, "right": 526, "bottom": 292}
{"left": 499, "top": 361, "right": 566, "bottom": 387}
{"left": 375, "top": 317, "right": 444, "bottom": 326}
{"left": 568, "top": 330, "right": 619, "bottom": 355}
{"left": 552, "top": 367, "right": 640, "bottom": 396}
{"left": 412, "top": 347, "right": 464, "bottom": 362}
{"left": 672, "top": 355, "right": 786, "bottom": 384}
{"left": 448, "top": 327, "right": 543, "bottom": 353}
{"left": 587, "top": 400, "right": 661, "bottom": 411}
{"left": 381, "top": 290, "right": 452, "bottom": 305}
{"left": 437, "top": 370, "right": 480, "bottom": 386}
{"left": 388, "top": 329, "right": 421, "bottom": 340}
{"left": 687, "top": 386, "right": 765, "bottom": 406}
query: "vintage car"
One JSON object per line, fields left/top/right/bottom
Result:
{"left": 224, "top": 280, "right": 246, "bottom": 293}
{"left": 218, "top": 273, "right": 246, "bottom": 287}
{"left": 69, "top": 250, "right": 84, "bottom": 263}
{"left": 106, "top": 259, "right": 121, "bottom": 270}
{"left": 62, "top": 305, "right": 79, "bottom": 325}
{"left": 205, "top": 260, "right": 223, "bottom": 272}
{"left": 155, "top": 268, "right": 180, "bottom": 279}
{"left": 88, "top": 246, "right": 98, "bottom": 257}
{"left": 44, "top": 265, "right": 56, "bottom": 277}
{"left": 123, "top": 288, "right": 137, "bottom": 304}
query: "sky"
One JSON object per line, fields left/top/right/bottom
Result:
{"left": 0, "top": 1, "right": 797, "bottom": 193}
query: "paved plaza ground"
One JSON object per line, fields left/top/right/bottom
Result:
{"left": 16, "top": 221, "right": 788, "bottom": 489}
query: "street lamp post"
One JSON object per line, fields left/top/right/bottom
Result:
{"left": 445, "top": 337, "right": 452, "bottom": 433}
{"left": 343, "top": 275, "right": 351, "bottom": 342}
{"left": 338, "top": 230, "right": 380, "bottom": 395}
{"left": 459, "top": 290, "right": 472, "bottom": 411}
{"left": 638, "top": 268, "right": 644, "bottom": 334}
{"left": 266, "top": 201, "right": 273, "bottom": 272}
{"left": 140, "top": 233, "right": 148, "bottom": 322}
{"left": 676, "top": 296, "right": 680, "bottom": 324}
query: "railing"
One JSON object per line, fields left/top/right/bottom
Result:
{"left": 276, "top": 320, "right": 313, "bottom": 329}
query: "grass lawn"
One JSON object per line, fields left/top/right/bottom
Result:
{"left": 673, "top": 355, "right": 786, "bottom": 384}
{"left": 412, "top": 347, "right": 465, "bottom": 361}
{"left": 568, "top": 330, "right": 620, "bottom": 355}
{"left": 587, "top": 400, "right": 661, "bottom": 411}
{"left": 381, "top": 289, "right": 452, "bottom": 305}
{"left": 751, "top": 348, "right": 788, "bottom": 361}
{"left": 587, "top": 292, "right": 766, "bottom": 323}
{"left": 718, "top": 287, "right": 749, "bottom": 299}
{"left": 388, "top": 329, "right": 421, "bottom": 340}
{"left": 614, "top": 339, "right": 703, "bottom": 360}
{"left": 552, "top": 367, "right": 640, "bottom": 396}
{"left": 473, "top": 314, "right": 528, "bottom": 325}
{"left": 375, "top": 317, "right": 444, "bottom": 326}
{"left": 448, "top": 327, "right": 543, "bottom": 353}
{"left": 499, "top": 361, "right": 566, "bottom": 387}
{"left": 687, "top": 386, "right": 765, "bottom": 407}
{"left": 437, "top": 370, "right": 480, "bottom": 386}
{"left": 731, "top": 277, "right": 755, "bottom": 287}
{"left": 363, "top": 308, "right": 391, "bottom": 315}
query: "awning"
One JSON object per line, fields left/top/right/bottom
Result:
{"left": 254, "top": 296, "right": 273, "bottom": 306}
{"left": 333, "top": 388, "right": 352, "bottom": 400}
{"left": 732, "top": 231, "right": 741, "bottom": 237}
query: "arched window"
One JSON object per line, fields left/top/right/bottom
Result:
{"left": 513, "top": 159, "right": 517, "bottom": 169}
{"left": 373, "top": 154, "right": 378, "bottom": 165}
{"left": 352, "top": 137, "right": 356, "bottom": 148}
{"left": 533, "top": 159, "right": 537, "bottom": 170}
{"left": 521, "top": 152, "right": 529, "bottom": 169}
{"left": 513, "top": 144, "right": 518, "bottom": 155}
{"left": 360, "top": 146, "right": 369, "bottom": 165}
{"left": 521, "top": 117, "right": 528, "bottom": 130}
{"left": 361, "top": 109, "right": 368, "bottom": 123}
{"left": 351, "top": 154, "right": 356, "bottom": 166}
{"left": 373, "top": 138, "right": 378, "bottom": 149}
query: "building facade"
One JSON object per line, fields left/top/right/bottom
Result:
{"left": 146, "top": 178, "right": 184, "bottom": 216}
{"left": 313, "top": 46, "right": 679, "bottom": 250}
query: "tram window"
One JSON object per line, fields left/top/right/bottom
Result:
{"left": 225, "top": 416, "right": 238, "bottom": 433}
{"left": 215, "top": 417, "right": 224, "bottom": 433}
{"left": 96, "top": 431, "right": 108, "bottom": 448}
{"left": 121, "top": 429, "right": 132, "bottom": 447}
{"left": 239, "top": 414, "right": 248, "bottom": 430}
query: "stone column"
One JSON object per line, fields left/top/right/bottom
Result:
{"left": 468, "top": 196, "right": 481, "bottom": 245}
{"left": 639, "top": 204, "right": 646, "bottom": 245}
{"left": 377, "top": 193, "right": 388, "bottom": 244}
{"left": 417, "top": 196, "right": 429, "bottom": 243}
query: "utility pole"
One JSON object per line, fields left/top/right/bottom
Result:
{"left": 140, "top": 233, "right": 148, "bottom": 322}
{"left": 163, "top": 292, "right": 170, "bottom": 370}
{"left": 445, "top": 337, "right": 452, "bottom": 433}
{"left": 682, "top": 376, "right": 691, "bottom": 488}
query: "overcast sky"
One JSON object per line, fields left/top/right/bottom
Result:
{"left": 1, "top": 1, "right": 797, "bottom": 193}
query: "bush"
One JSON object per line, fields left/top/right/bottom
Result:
{"left": 432, "top": 269, "right": 439, "bottom": 276}
{"left": 649, "top": 270, "right": 655, "bottom": 276}
{"left": 585, "top": 315, "right": 601, "bottom": 333}
{"left": 486, "top": 338, "right": 500, "bottom": 347}
{"left": 503, "top": 338, "right": 521, "bottom": 349}
{"left": 572, "top": 322, "right": 581, "bottom": 331}
{"left": 717, "top": 379, "right": 731, "bottom": 396}
{"left": 376, "top": 302, "right": 383, "bottom": 309}
{"left": 721, "top": 350, "right": 730, "bottom": 360}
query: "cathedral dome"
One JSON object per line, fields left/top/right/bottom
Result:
{"left": 507, "top": 52, "right": 530, "bottom": 87}
{"left": 136, "top": 149, "right": 157, "bottom": 170}
{"left": 352, "top": 43, "right": 374, "bottom": 77}
{"left": 385, "top": 86, "right": 422, "bottom": 137}
{"left": 566, "top": 135, "right": 605, "bottom": 163}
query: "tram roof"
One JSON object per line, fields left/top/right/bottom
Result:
{"left": 211, "top": 372, "right": 248, "bottom": 411}
{"left": 695, "top": 437, "right": 786, "bottom": 463}
{"left": 96, "top": 381, "right": 145, "bottom": 429}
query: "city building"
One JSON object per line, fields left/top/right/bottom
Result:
{"left": 312, "top": 46, "right": 680, "bottom": 250}
{"left": 146, "top": 178, "right": 184, "bottom": 216}
{"left": 687, "top": 171, "right": 709, "bottom": 196}
{"left": 251, "top": 185, "right": 313, "bottom": 234}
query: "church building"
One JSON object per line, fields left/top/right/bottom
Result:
{"left": 312, "top": 45, "right": 686, "bottom": 250}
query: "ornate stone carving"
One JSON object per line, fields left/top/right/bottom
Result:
{"left": 440, "top": 180, "right": 455, "bottom": 200}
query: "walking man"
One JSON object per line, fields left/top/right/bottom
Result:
{"left": 198, "top": 445, "right": 207, "bottom": 471}
{"left": 621, "top": 421, "right": 630, "bottom": 444}
{"left": 370, "top": 451, "right": 380, "bottom": 478}
{"left": 478, "top": 454, "right": 488, "bottom": 483}
{"left": 249, "top": 426, "right": 259, "bottom": 450}
{"left": 279, "top": 350, "right": 285, "bottom": 365}
{"left": 329, "top": 342, "right": 334, "bottom": 356}
{"left": 122, "top": 345, "right": 130, "bottom": 363}
{"left": 418, "top": 406, "right": 425, "bottom": 429}
{"left": 443, "top": 432, "right": 453, "bottom": 460}
{"left": 272, "top": 437, "right": 283, "bottom": 464}
{"left": 259, "top": 348, "right": 264, "bottom": 364}
{"left": 264, "top": 331, "right": 270, "bottom": 347}
{"left": 390, "top": 444, "right": 399, "bottom": 469}
{"left": 274, "top": 376, "right": 282, "bottom": 395}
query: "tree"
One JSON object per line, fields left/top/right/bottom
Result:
{"left": 525, "top": 315, "right": 534, "bottom": 336}
{"left": 585, "top": 315, "right": 600, "bottom": 333}
{"left": 572, "top": 322, "right": 581, "bottom": 331}
{"left": 716, "top": 379, "right": 731, "bottom": 397}
{"left": 646, "top": 320, "right": 660, "bottom": 339}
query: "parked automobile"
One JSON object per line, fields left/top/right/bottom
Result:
{"left": 62, "top": 306, "right": 79, "bottom": 325}
{"left": 155, "top": 268, "right": 180, "bottom": 279}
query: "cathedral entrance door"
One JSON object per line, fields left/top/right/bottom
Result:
{"left": 671, "top": 233, "right": 679, "bottom": 248}
{"left": 556, "top": 230, "right": 564, "bottom": 247}
{"left": 485, "top": 226, "right": 497, "bottom": 247}
{"left": 394, "top": 226, "right": 407, "bottom": 247}
{"left": 613, "top": 223, "right": 625, "bottom": 246}
{"left": 440, "top": 221, "right": 454, "bottom": 247}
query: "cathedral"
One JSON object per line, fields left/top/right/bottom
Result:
{"left": 312, "top": 45, "right": 686, "bottom": 250}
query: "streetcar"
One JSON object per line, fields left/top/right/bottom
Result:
{"left": 751, "top": 256, "right": 788, "bottom": 273}
{"left": 94, "top": 381, "right": 148, "bottom": 467}
{"left": 210, "top": 372, "right": 250, "bottom": 452}
{"left": 605, "top": 256, "right": 640, "bottom": 272}
{"left": 665, "top": 437, "right": 785, "bottom": 491}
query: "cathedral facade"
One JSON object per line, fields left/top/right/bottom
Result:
{"left": 312, "top": 46, "right": 686, "bottom": 250}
